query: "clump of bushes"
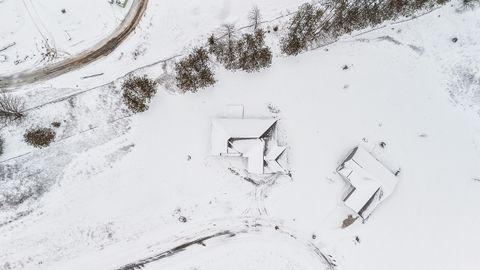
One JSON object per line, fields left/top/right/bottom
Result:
{"left": 122, "top": 75, "right": 157, "bottom": 113}
{"left": 24, "top": 127, "right": 56, "bottom": 148}
{"left": 175, "top": 47, "right": 216, "bottom": 92}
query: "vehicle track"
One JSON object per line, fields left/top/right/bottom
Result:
{"left": 113, "top": 218, "right": 337, "bottom": 270}
{"left": 0, "top": 0, "right": 148, "bottom": 89}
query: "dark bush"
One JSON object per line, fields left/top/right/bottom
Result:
{"left": 24, "top": 127, "right": 56, "bottom": 148}
{"left": 122, "top": 75, "right": 157, "bottom": 113}
{"left": 175, "top": 48, "right": 216, "bottom": 92}
{"left": 207, "top": 34, "right": 216, "bottom": 49}
{"left": 51, "top": 121, "right": 61, "bottom": 128}
{"left": 461, "top": 0, "right": 480, "bottom": 9}
{"left": 0, "top": 137, "right": 4, "bottom": 156}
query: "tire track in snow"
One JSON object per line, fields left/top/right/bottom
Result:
{"left": 113, "top": 218, "right": 336, "bottom": 270}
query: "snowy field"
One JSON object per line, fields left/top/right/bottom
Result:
{"left": 1, "top": 0, "right": 480, "bottom": 270}
{"left": 0, "top": 0, "right": 132, "bottom": 74}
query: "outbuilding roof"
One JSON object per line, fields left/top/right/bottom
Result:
{"left": 337, "top": 146, "right": 397, "bottom": 218}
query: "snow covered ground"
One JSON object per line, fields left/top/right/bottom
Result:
{"left": 0, "top": 0, "right": 132, "bottom": 74}
{"left": 1, "top": 0, "right": 480, "bottom": 270}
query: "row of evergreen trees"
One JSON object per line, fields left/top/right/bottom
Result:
{"left": 174, "top": 0, "right": 453, "bottom": 93}
{"left": 207, "top": 26, "right": 272, "bottom": 73}
{"left": 174, "top": 6, "right": 272, "bottom": 93}
{"left": 281, "top": 0, "right": 449, "bottom": 55}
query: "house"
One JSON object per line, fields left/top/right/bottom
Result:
{"left": 211, "top": 118, "right": 286, "bottom": 174}
{"left": 337, "top": 146, "right": 397, "bottom": 219}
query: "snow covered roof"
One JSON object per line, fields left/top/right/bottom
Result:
{"left": 211, "top": 118, "right": 286, "bottom": 174}
{"left": 337, "top": 147, "right": 397, "bottom": 219}
{"left": 230, "top": 139, "right": 265, "bottom": 174}
{"left": 211, "top": 118, "right": 277, "bottom": 156}
{"left": 264, "top": 144, "right": 287, "bottom": 174}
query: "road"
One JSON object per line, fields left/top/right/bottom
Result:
{"left": 0, "top": 0, "right": 148, "bottom": 89}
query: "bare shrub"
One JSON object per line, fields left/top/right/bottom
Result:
{"left": 24, "top": 127, "right": 56, "bottom": 148}
{"left": 0, "top": 93, "right": 25, "bottom": 123}
{"left": 175, "top": 48, "right": 216, "bottom": 92}
{"left": 122, "top": 75, "right": 157, "bottom": 113}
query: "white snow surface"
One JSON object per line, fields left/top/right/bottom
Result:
{"left": 1, "top": 1, "right": 480, "bottom": 270}
{"left": 0, "top": 0, "right": 132, "bottom": 74}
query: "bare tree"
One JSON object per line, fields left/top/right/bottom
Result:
{"left": 0, "top": 93, "right": 25, "bottom": 123}
{"left": 215, "top": 23, "right": 239, "bottom": 70}
{"left": 221, "top": 23, "right": 236, "bottom": 40}
{"left": 248, "top": 6, "right": 262, "bottom": 31}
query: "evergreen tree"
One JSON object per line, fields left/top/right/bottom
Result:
{"left": 175, "top": 48, "right": 216, "bottom": 92}
{"left": 122, "top": 75, "right": 157, "bottom": 113}
{"left": 280, "top": 3, "right": 324, "bottom": 55}
{"left": 237, "top": 30, "right": 272, "bottom": 72}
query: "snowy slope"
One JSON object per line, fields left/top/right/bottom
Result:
{"left": 1, "top": 1, "right": 480, "bottom": 270}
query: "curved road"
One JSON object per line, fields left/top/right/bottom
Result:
{"left": 0, "top": 0, "right": 148, "bottom": 89}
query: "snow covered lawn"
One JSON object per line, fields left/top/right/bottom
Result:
{"left": 1, "top": 1, "right": 480, "bottom": 270}
{"left": 0, "top": 0, "right": 131, "bottom": 74}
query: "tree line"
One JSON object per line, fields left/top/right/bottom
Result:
{"left": 174, "top": 0, "right": 454, "bottom": 92}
